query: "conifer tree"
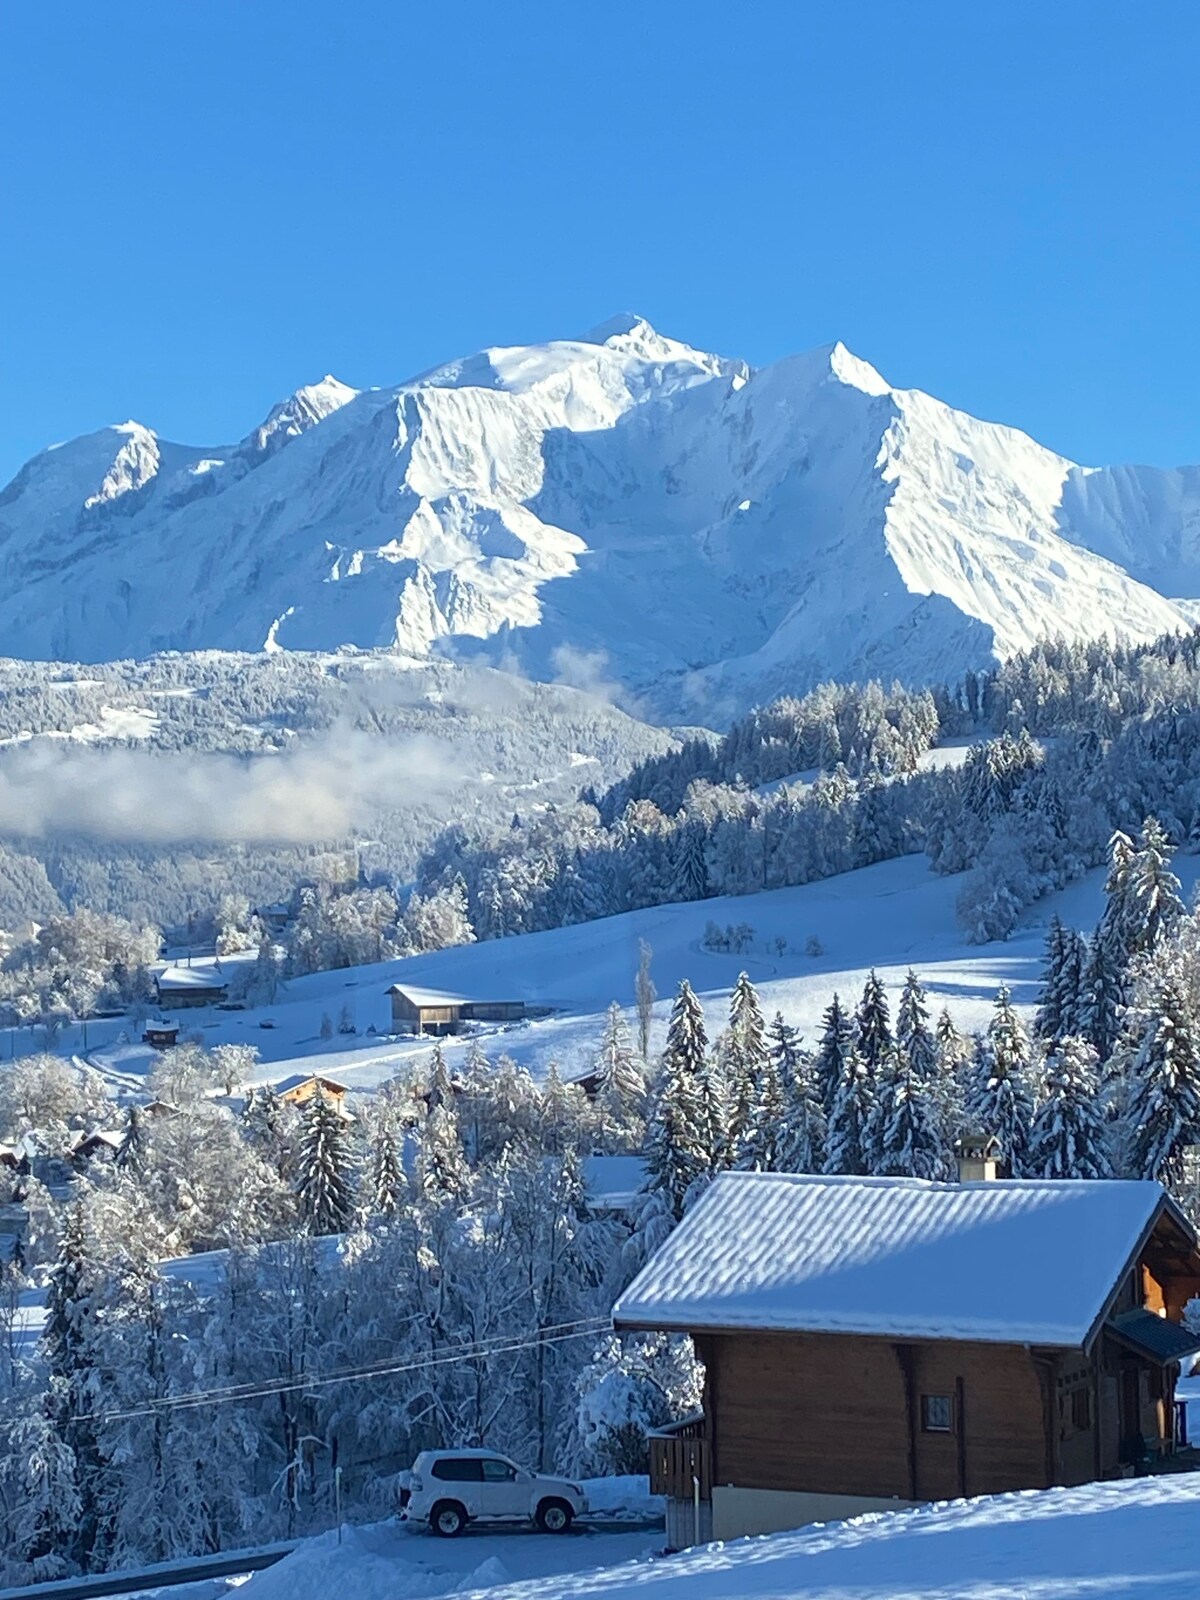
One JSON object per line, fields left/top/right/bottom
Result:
{"left": 815, "top": 994, "right": 855, "bottom": 1110}
{"left": 294, "top": 1091, "right": 355, "bottom": 1234}
{"left": 1122, "top": 979, "right": 1200, "bottom": 1184}
{"left": 114, "top": 1105, "right": 146, "bottom": 1176}
{"left": 929, "top": 1007, "right": 970, "bottom": 1145}
{"left": 1127, "top": 816, "right": 1184, "bottom": 958}
{"left": 775, "top": 1047, "right": 826, "bottom": 1174}
{"left": 1078, "top": 931, "right": 1123, "bottom": 1063}
{"left": 697, "top": 1048, "right": 730, "bottom": 1175}
{"left": 646, "top": 1060, "right": 706, "bottom": 1221}
{"left": 594, "top": 1002, "right": 646, "bottom": 1142}
{"left": 1035, "top": 916, "right": 1074, "bottom": 1042}
{"left": 896, "top": 970, "right": 937, "bottom": 1082}
{"left": 966, "top": 987, "right": 1035, "bottom": 1175}
{"left": 874, "top": 1052, "right": 945, "bottom": 1178}
{"left": 645, "top": 980, "right": 714, "bottom": 1213}
{"left": 935, "top": 1008, "right": 969, "bottom": 1076}
{"left": 427, "top": 1042, "right": 455, "bottom": 1111}
{"left": 671, "top": 823, "right": 709, "bottom": 902}
{"left": 823, "top": 1046, "right": 875, "bottom": 1175}
{"left": 370, "top": 1119, "right": 405, "bottom": 1216}
{"left": 416, "top": 1101, "right": 472, "bottom": 1201}
{"left": 725, "top": 973, "right": 767, "bottom": 1153}
{"left": 41, "top": 1204, "right": 97, "bottom": 1567}
{"left": 856, "top": 970, "right": 893, "bottom": 1076}
{"left": 1096, "top": 828, "right": 1138, "bottom": 987}
{"left": 767, "top": 1011, "right": 804, "bottom": 1098}
{"left": 663, "top": 979, "right": 708, "bottom": 1078}
{"left": 1027, "top": 1037, "right": 1112, "bottom": 1179}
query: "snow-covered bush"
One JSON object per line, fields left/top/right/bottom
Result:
{"left": 572, "top": 1334, "right": 704, "bottom": 1477}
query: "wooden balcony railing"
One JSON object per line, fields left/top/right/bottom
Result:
{"left": 649, "top": 1431, "right": 711, "bottom": 1500}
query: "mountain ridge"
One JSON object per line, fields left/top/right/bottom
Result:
{"left": 2, "top": 318, "right": 1197, "bottom": 723}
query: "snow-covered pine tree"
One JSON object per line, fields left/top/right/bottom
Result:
{"left": 1078, "top": 930, "right": 1123, "bottom": 1063}
{"left": 40, "top": 1204, "right": 97, "bottom": 1568}
{"left": 823, "top": 1046, "right": 875, "bottom": 1175}
{"left": 856, "top": 970, "right": 893, "bottom": 1076}
{"left": 293, "top": 1090, "right": 356, "bottom": 1234}
{"left": 966, "top": 987, "right": 1036, "bottom": 1176}
{"left": 896, "top": 969, "right": 937, "bottom": 1082}
{"left": 1126, "top": 815, "right": 1185, "bottom": 958}
{"left": 2, "top": 1397, "right": 84, "bottom": 1579}
{"left": 725, "top": 972, "right": 767, "bottom": 1155}
{"left": 767, "top": 1011, "right": 803, "bottom": 1099}
{"left": 1035, "top": 915, "right": 1073, "bottom": 1042}
{"left": 427, "top": 1042, "right": 455, "bottom": 1111}
{"left": 671, "top": 823, "right": 709, "bottom": 902}
{"left": 114, "top": 1105, "right": 146, "bottom": 1176}
{"left": 697, "top": 1048, "right": 730, "bottom": 1176}
{"left": 1096, "top": 828, "right": 1138, "bottom": 983}
{"left": 736, "top": 1013, "right": 789, "bottom": 1170}
{"left": 1122, "top": 979, "right": 1200, "bottom": 1185}
{"left": 935, "top": 1007, "right": 969, "bottom": 1076}
{"left": 873, "top": 1052, "right": 946, "bottom": 1179}
{"left": 814, "top": 994, "right": 855, "bottom": 1110}
{"left": 416, "top": 1099, "right": 472, "bottom": 1202}
{"left": 593, "top": 1002, "right": 647, "bottom": 1145}
{"left": 645, "top": 982, "right": 709, "bottom": 1217}
{"left": 774, "top": 1046, "right": 825, "bottom": 1174}
{"left": 370, "top": 1117, "right": 405, "bottom": 1216}
{"left": 1027, "top": 1036, "right": 1112, "bottom": 1179}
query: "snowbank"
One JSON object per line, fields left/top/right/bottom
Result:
{"left": 477, "top": 1473, "right": 1200, "bottom": 1599}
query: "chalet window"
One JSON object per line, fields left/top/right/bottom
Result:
{"left": 921, "top": 1394, "right": 953, "bottom": 1433}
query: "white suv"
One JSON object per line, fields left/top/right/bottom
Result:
{"left": 401, "top": 1450, "right": 587, "bottom": 1537}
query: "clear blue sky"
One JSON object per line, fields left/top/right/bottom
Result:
{"left": 3, "top": 2, "right": 1199, "bottom": 483}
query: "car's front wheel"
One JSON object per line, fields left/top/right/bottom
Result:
{"left": 536, "top": 1498, "right": 574, "bottom": 1533}
{"left": 431, "top": 1499, "right": 467, "bottom": 1537}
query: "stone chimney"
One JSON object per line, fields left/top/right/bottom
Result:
{"left": 955, "top": 1132, "right": 1001, "bottom": 1183}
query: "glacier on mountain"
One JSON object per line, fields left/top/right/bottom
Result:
{"left": 1, "top": 315, "right": 1196, "bottom": 722}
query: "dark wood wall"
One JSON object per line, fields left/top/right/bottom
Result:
{"left": 699, "top": 1331, "right": 1052, "bottom": 1502}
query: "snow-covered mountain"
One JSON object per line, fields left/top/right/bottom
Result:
{"left": 3, "top": 314, "right": 1197, "bottom": 722}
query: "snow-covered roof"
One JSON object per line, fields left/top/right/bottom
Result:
{"left": 386, "top": 983, "right": 473, "bottom": 1006}
{"left": 613, "top": 1172, "right": 1175, "bottom": 1349}
{"left": 157, "top": 965, "right": 228, "bottom": 991}
{"left": 275, "top": 1073, "right": 349, "bottom": 1095}
{"left": 386, "top": 983, "right": 524, "bottom": 1008}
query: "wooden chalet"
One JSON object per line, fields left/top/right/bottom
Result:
{"left": 386, "top": 984, "right": 527, "bottom": 1036}
{"left": 155, "top": 966, "right": 228, "bottom": 1009}
{"left": 142, "top": 1019, "right": 180, "bottom": 1050}
{"left": 276, "top": 1073, "right": 350, "bottom": 1113}
{"left": 613, "top": 1169, "right": 1200, "bottom": 1547}
{"left": 69, "top": 1130, "right": 123, "bottom": 1168}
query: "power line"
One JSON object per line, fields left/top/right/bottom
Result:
{"left": 78, "top": 1316, "right": 614, "bottom": 1425}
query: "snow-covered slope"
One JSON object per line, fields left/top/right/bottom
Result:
{"left": 227, "top": 1474, "right": 1200, "bottom": 1600}
{"left": 2, "top": 317, "right": 1193, "bottom": 721}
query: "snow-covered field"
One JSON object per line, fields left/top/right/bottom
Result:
{"left": 54, "top": 849, "right": 1196, "bottom": 1105}
{"left": 221, "top": 1474, "right": 1200, "bottom": 1600}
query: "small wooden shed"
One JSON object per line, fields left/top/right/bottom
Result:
{"left": 615, "top": 1170, "right": 1200, "bottom": 1547}
{"left": 142, "top": 1020, "right": 180, "bottom": 1050}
